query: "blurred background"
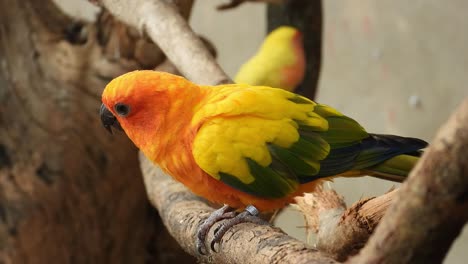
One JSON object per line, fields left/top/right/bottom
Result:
{"left": 13, "top": 0, "right": 468, "bottom": 263}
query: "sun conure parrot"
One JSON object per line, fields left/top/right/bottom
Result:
{"left": 234, "top": 26, "right": 305, "bottom": 92}
{"left": 100, "top": 70, "right": 427, "bottom": 254}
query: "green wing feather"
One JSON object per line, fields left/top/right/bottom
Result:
{"left": 219, "top": 158, "right": 297, "bottom": 198}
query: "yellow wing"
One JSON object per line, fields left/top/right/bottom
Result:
{"left": 192, "top": 85, "right": 328, "bottom": 198}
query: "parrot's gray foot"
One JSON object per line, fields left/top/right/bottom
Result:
{"left": 210, "top": 205, "right": 268, "bottom": 252}
{"left": 196, "top": 204, "right": 236, "bottom": 255}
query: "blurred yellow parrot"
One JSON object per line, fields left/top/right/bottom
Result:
{"left": 235, "top": 26, "right": 305, "bottom": 92}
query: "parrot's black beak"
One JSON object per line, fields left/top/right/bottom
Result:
{"left": 100, "top": 104, "right": 122, "bottom": 134}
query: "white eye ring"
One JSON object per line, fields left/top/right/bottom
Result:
{"left": 114, "top": 103, "right": 131, "bottom": 117}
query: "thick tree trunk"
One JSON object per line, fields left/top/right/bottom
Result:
{"left": 0, "top": 1, "right": 192, "bottom": 263}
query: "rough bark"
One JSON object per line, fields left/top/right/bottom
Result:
{"left": 0, "top": 0, "right": 192, "bottom": 263}
{"left": 267, "top": 0, "right": 322, "bottom": 99}
{"left": 349, "top": 98, "right": 468, "bottom": 264}
{"left": 295, "top": 187, "right": 398, "bottom": 261}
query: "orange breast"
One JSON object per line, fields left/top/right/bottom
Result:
{"left": 157, "top": 129, "right": 321, "bottom": 211}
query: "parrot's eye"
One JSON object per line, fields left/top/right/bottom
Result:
{"left": 114, "top": 103, "right": 131, "bottom": 117}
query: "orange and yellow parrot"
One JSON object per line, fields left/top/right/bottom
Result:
{"left": 100, "top": 70, "right": 427, "bottom": 253}
{"left": 234, "top": 26, "right": 305, "bottom": 92}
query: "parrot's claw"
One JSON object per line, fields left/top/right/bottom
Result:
{"left": 196, "top": 204, "right": 236, "bottom": 255}
{"left": 210, "top": 205, "right": 268, "bottom": 252}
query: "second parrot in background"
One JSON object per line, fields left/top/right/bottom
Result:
{"left": 235, "top": 26, "right": 305, "bottom": 92}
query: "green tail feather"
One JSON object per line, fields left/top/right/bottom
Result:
{"left": 364, "top": 154, "right": 420, "bottom": 182}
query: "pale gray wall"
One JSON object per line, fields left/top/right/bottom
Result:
{"left": 191, "top": 2, "right": 266, "bottom": 77}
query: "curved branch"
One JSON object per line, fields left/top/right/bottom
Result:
{"left": 350, "top": 98, "right": 468, "bottom": 264}
{"left": 295, "top": 186, "right": 398, "bottom": 261}
{"left": 99, "top": 0, "right": 230, "bottom": 85}
{"left": 140, "top": 153, "right": 338, "bottom": 263}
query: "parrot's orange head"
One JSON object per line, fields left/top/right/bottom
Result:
{"left": 100, "top": 70, "right": 196, "bottom": 142}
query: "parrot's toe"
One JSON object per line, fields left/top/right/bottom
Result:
{"left": 196, "top": 204, "right": 236, "bottom": 255}
{"left": 210, "top": 205, "right": 268, "bottom": 252}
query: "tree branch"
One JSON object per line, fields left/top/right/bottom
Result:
{"left": 295, "top": 187, "right": 399, "bottom": 261}
{"left": 98, "top": 0, "right": 230, "bottom": 85}
{"left": 140, "top": 153, "right": 339, "bottom": 263}
{"left": 350, "top": 98, "right": 468, "bottom": 264}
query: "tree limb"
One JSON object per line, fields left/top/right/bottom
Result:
{"left": 140, "top": 154, "right": 339, "bottom": 264}
{"left": 98, "top": 0, "right": 230, "bottom": 84}
{"left": 295, "top": 187, "right": 399, "bottom": 261}
{"left": 349, "top": 98, "right": 468, "bottom": 264}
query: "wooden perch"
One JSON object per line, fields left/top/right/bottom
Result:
{"left": 350, "top": 98, "right": 468, "bottom": 264}
{"left": 295, "top": 187, "right": 398, "bottom": 261}
{"left": 154, "top": 35, "right": 218, "bottom": 75}
{"left": 140, "top": 154, "right": 339, "bottom": 263}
